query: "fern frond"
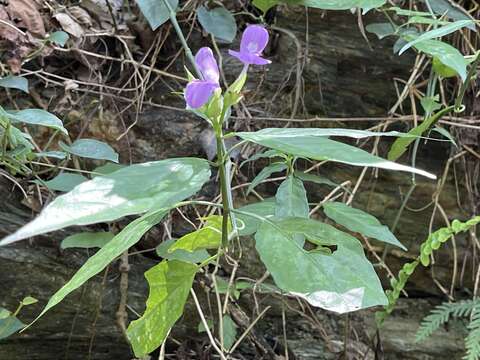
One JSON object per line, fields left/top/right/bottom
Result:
{"left": 464, "top": 305, "right": 480, "bottom": 360}
{"left": 416, "top": 300, "right": 479, "bottom": 342}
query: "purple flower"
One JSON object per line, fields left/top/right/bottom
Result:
{"left": 229, "top": 25, "right": 271, "bottom": 66}
{"left": 185, "top": 47, "right": 220, "bottom": 108}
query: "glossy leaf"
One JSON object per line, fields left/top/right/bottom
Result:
{"left": 235, "top": 199, "right": 276, "bottom": 236}
{"left": 135, "top": 0, "right": 178, "bottom": 30}
{"left": 222, "top": 315, "right": 237, "bottom": 351}
{"left": 237, "top": 127, "right": 412, "bottom": 140}
{"left": 60, "top": 139, "right": 119, "bottom": 163}
{"left": 237, "top": 130, "right": 436, "bottom": 179}
{"left": 127, "top": 260, "right": 197, "bottom": 357}
{"left": 1, "top": 158, "right": 211, "bottom": 245}
{"left": 388, "top": 106, "right": 454, "bottom": 161}
{"left": 6, "top": 109, "right": 68, "bottom": 135}
{"left": 47, "top": 31, "right": 69, "bottom": 46}
{"left": 168, "top": 215, "right": 225, "bottom": 253}
{"left": 156, "top": 238, "right": 210, "bottom": 263}
{"left": 322, "top": 202, "right": 406, "bottom": 250}
{"left": 0, "top": 76, "right": 28, "bottom": 93}
{"left": 275, "top": 176, "right": 309, "bottom": 219}
{"left": 34, "top": 173, "right": 88, "bottom": 192}
{"left": 413, "top": 39, "right": 467, "bottom": 81}
{"left": 399, "top": 20, "right": 474, "bottom": 55}
{"left": 197, "top": 6, "right": 237, "bottom": 43}
{"left": 60, "top": 232, "right": 115, "bottom": 249}
{"left": 31, "top": 209, "right": 168, "bottom": 325}
{"left": 247, "top": 162, "right": 287, "bottom": 194}
{"left": 255, "top": 217, "right": 388, "bottom": 313}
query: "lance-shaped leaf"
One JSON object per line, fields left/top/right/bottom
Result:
{"left": 247, "top": 162, "right": 287, "bottom": 194}
{"left": 127, "top": 260, "right": 197, "bottom": 357}
{"left": 0, "top": 76, "right": 29, "bottom": 93}
{"left": 30, "top": 209, "right": 168, "bottom": 326}
{"left": 388, "top": 106, "right": 454, "bottom": 161}
{"left": 60, "top": 139, "right": 119, "bottom": 163}
{"left": 33, "top": 173, "right": 88, "bottom": 192}
{"left": 255, "top": 217, "right": 387, "bottom": 313}
{"left": 1, "top": 158, "right": 211, "bottom": 245}
{"left": 275, "top": 175, "right": 309, "bottom": 219}
{"left": 6, "top": 109, "right": 68, "bottom": 135}
{"left": 399, "top": 20, "right": 474, "bottom": 55}
{"left": 301, "top": 0, "right": 386, "bottom": 13}
{"left": 156, "top": 239, "right": 210, "bottom": 264}
{"left": 60, "top": 231, "right": 115, "bottom": 249}
{"left": 168, "top": 215, "right": 226, "bottom": 253}
{"left": 323, "top": 202, "right": 406, "bottom": 250}
{"left": 236, "top": 130, "right": 435, "bottom": 179}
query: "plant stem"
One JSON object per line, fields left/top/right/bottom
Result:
{"left": 215, "top": 129, "right": 231, "bottom": 247}
{"left": 160, "top": 0, "right": 200, "bottom": 78}
{"left": 454, "top": 51, "right": 480, "bottom": 111}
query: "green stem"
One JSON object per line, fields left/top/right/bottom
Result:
{"left": 160, "top": 0, "right": 200, "bottom": 78}
{"left": 215, "top": 129, "right": 231, "bottom": 247}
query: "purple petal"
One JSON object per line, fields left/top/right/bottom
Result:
{"left": 195, "top": 47, "right": 219, "bottom": 84}
{"left": 185, "top": 80, "right": 218, "bottom": 108}
{"left": 240, "top": 25, "right": 269, "bottom": 55}
{"left": 228, "top": 50, "right": 271, "bottom": 66}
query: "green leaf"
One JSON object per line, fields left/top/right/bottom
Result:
{"left": 294, "top": 170, "right": 338, "bottom": 188}
{"left": 365, "top": 23, "right": 397, "bottom": 39}
{"left": 235, "top": 199, "right": 276, "bottom": 236}
{"left": 31, "top": 209, "right": 168, "bottom": 326}
{"left": 0, "top": 76, "right": 28, "bottom": 93}
{"left": 399, "top": 20, "right": 474, "bottom": 55}
{"left": 197, "top": 6, "right": 237, "bottom": 43}
{"left": 322, "top": 202, "right": 406, "bottom": 250}
{"left": 60, "top": 139, "right": 119, "bottom": 163}
{"left": 0, "top": 312, "right": 25, "bottom": 339}
{"left": 34, "top": 151, "right": 67, "bottom": 159}
{"left": 168, "top": 215, "right": 225, "bottom": 253}
{"left": 428, "top": 0, "right": 476, "bottom": 28}
{"left": 236, "top": 129, "right": 436, "bottom": 179}
{"left": 156, "top": 238, "right": 210, "bottom": 263}
{"left": 388, "top": 106, "right": 454, "bottom": 161}
{"left": 61, "top": 232, "right": 114, "bottom": 249}
{"left": 412, "top": 39, "right": 468, "bottom": 81}
{"left": 275, "top": 175, "right": 309, "bottom": 219}
{"left": 253, "top": 0, "right": 280, "bottom": 12}
{"left": 6, "top": 109, "right": 68, "bottom": 135}
{"left": 247, "top": 162, "right": 287, "bottom": 194}
{"left": 135, "top": 0, "right": 178, "bottom": 30}
{"left": 240, "top": 149, "right": 284, "bottom": 168}
{"left": 92, "top": 163, "right": 125, "bottom": 177}
{"left": 127, "top": 260, "right": 197, "bottom": 357}
{"left": 237, "top": 127, "right": 412, "bottom": 140}
{"left": 47, "top": 31, "right": 69, "bottom": 46}
{"left": 255, "top": 217, "right": 387, "bottom": 312}
{"left": 432, "top": 126, "right": 457, "bottom": 146}
{"left": 198, "top": 319, "right": 214, "bottom": 333}
{"left": 420, "top": 95, "right": 442, "bottom": 114}
{"left": 34, "top": 173, "right": 88, "bottom": 192}
{"left": 301, "top": 0, "right": 386, "bottom": 12}
{"left": 1, "top": 158, "right": 211, "bottom": 245}
{"left": 222, "top": 315, "right": 237, "bottom": 351}
{"left": 21, "top": 296, "right": 38, "bottom": 306}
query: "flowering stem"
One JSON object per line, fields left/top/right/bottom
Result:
{"left": 215, "top": 127, "right": 231, "bottom": 247}
{"left": 161, "top": 0, "right": 200, "bottom": 78}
